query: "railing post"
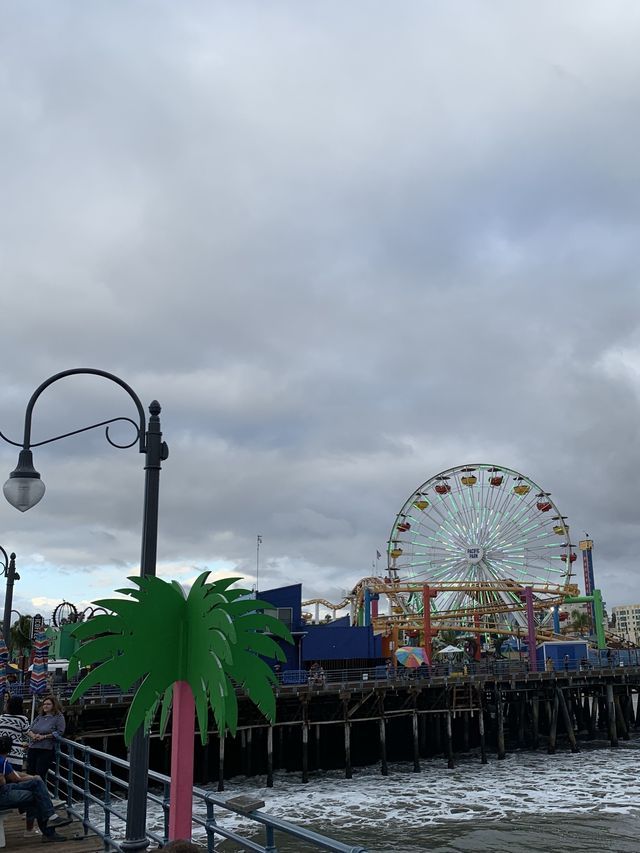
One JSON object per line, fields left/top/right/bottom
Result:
{"left": 162, "top": 779, "right": 171, "bottom": 843}
{"left": 53, "top": 743, "right": 62, "bottom": 801}
{"left": 265, "top": 824, "right": 277, "bottom": 853}
{"left": 205, "top": 795, "right": 216, "bottom": 853}
{"left": 104, "top": 758, "right": 112, "bottom": 842}
{"left": 67, "top": 742, "right": 75, "bottom": 810}
{"left": 83, "top": 748, "right": 91, "bottom": 829}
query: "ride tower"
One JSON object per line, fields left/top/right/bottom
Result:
{"left": 579, "top": 538, "right": 596, "bottom": 627}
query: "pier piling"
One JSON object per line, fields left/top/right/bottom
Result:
{"left": 557, "top": 688, "right": 579, "bottom": 752}
{"left": 446, "top": 711, "right": 454, "bottom": 769}
{"left": 344, "top": 720, "right": 352, "bottom": 779}
{"left": 379, "top": 717, "right": 388, "bottom": 776}
{"left": 547, "top": 691, "right": 558, "bottom": 754}
{"left": 412, "top": 710, "right": 420, "bottom": 773}
{"left": 614, "top": 696, "right": 629, "bottom": 741}
{"left": 606, "top": 684, "right": 618, "bottom": 747}
{"left": 531, "top": 695, "right": 539, "bottom": 750}
{"left": 302, "top": 721, "right": 309, "bottom": 783}
{"left": 266, "top": 726, "right": 274, "bottom": 788}
{"left": 217, "top": 735, "right": 225, "bottom": 792}
{"left": 477, "top": 689, "right": 487, "bottom": 764}
{"left": 496, "top": 691, "right": 505, "bottom": 760}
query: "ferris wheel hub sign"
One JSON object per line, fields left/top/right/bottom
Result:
{"left": 466, "top": 546, "right": 484, "bottom": 564}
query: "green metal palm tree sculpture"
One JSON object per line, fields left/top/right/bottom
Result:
{"left": 69, "top": 572, "right": 293, "bottom": 837}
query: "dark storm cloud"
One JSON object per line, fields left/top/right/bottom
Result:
{"left": 1, "top": 2, "right": 640, "bottom": 616}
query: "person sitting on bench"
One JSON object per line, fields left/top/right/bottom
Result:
{"left": 0, "top": 735, "right": 70, "bottom": 843}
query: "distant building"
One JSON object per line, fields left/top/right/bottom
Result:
{"left": 611, "top": 604, "right": 640, "bottom": 645}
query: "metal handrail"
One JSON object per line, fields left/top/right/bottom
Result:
{"left": 50, "top": 737, "right": 367, "bottom": 853}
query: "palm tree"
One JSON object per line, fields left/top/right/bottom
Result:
{"left": 437, "top": 629, "right": 461, "bottom": 648}
{"left": 10, "top": 614, "right": 33, "bottom": 665}
{"left": 571, "top": 611, "right": 591, "bottom": 636}
{"left": 69, "top": 572, "right": 292, "bottom": 833}
{"left": 491, "top": 633, "right": 507, "bottom": 658}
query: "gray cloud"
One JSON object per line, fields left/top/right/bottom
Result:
{"left": 1, "top": 2, "right": 640, "bottom": 621}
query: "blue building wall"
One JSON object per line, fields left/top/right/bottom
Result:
{"left": 259, "top": 583, "right": 382, "bottom": 669}
{"left": 259, "top": 583, "right": 304, "bottom": 630}
{"left": 258, "top": 583, "right": 305, "bottom": 671}
{"left": 536, "top": 641, "right": 589, "bottom": 669}
{"left": 302, "top": 624, "right": 382, "bottom": 662}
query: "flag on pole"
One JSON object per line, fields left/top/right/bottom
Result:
{"left": 376, "top": 550, "right": 382, "bottom": 560}
{"left": 30, "top": 630, "right": 50, "bottom": 695}
{"left": 0, "top": 632, "right": 8, "bottom": 697}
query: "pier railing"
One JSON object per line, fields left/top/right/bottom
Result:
{"left": 50, "top": 737, "right": 367, "bottom": 853}
{"left": 8, "top": 650, "right": 640, "bottom": 703}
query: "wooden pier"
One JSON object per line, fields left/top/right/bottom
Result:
{"left": 66, "top": 666, "right": 640, "bottom": 787}
{"left": 0, "top": 813, "right": 98, "bottom": 853}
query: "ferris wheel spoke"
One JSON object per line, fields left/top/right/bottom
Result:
{"left": 423, "top": 502, "right": 469, "bottom": 549}
{"left": 455, "top": 480, "right": 479, "bottom": 540}
{"left": 440, "top": 491, "right": 476, "bottom": 543}
{"left": 492, "top": 493, "right": 546, "bottom": 545}
{"left": 416, "top": 520, "right": 464, "bottom": 550}
{"left": 476, "top": 480, "right": 499, "bottom": 544}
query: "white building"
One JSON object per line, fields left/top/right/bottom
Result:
{"left": 611, "top": 604, "right": 640, "bottom": 645}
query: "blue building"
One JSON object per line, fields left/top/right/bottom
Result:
{"left": 536, "top": 640, "right": 589, "bottom": 670}
{"left": 259, "top": 583, "right": 383, "bottom": 672}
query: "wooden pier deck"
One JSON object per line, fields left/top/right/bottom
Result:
{"left": 1, "top": 812, "right": 101, "bottom": 853}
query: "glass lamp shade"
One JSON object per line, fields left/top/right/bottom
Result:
{"left": 3, "top": 476, "right": 46, "bottom": 512}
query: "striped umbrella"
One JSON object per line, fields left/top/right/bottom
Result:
{"left": 0, "top": 632, "right": 8, "bottom": 695}
{"left": 30, "top": 629, "right": 50, "bottom": 695}
{"left": 395, "top": 646, "right": 430, "bottom": 667}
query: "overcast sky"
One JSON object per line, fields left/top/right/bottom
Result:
{"left": 1, "top": 2, "right": 640, "bottom": 626}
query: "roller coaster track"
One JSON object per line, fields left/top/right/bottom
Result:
{"left": 302, "top": 596, "right": 351, "bottom": 611}
{"left": 303, "top": 576, "right": 583, "bottom": 643}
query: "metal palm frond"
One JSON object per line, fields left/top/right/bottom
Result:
{"left": 69, "top": 572, "right": 293, "bottom": 745}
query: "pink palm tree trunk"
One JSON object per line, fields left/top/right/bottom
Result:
{"left": 168, "top": 680, "right": 195, "bottom": 840}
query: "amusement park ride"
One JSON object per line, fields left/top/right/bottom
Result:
{"left": 303, "top": 464, "right": 614, "bottom": 665}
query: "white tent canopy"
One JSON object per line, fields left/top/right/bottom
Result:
{"left": 437, "top": 645, "right": 464, "bottom": 655}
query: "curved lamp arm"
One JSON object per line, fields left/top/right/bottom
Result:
{"left": 0, "top": 368, "right": 168, "bottom": 512}
{"left": 18, "top": 368, "right": 146, "bottom": 452}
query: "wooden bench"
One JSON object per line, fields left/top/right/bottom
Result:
{"left": 0, "top": 806, "right": 16, "bottom": 848}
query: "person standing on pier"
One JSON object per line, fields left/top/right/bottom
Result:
{"left": 25, "top": 696, "right": 65, "bottom": 780}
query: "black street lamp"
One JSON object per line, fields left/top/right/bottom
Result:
{"left": 0, "top": 368, "right": 168, "bottom": 853}
{"left": 1, "top": 547, "right": 19, "bottom": 651}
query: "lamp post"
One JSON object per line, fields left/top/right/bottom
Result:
{"left": 1, "top": 547, "right": 19, "bottom": 651}
{"left": 0, "top": 368, "right": 168, "bottom": 853}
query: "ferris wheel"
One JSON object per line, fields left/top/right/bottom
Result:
{"left": 387, "top": 464, "right": 576, "bottom": 629}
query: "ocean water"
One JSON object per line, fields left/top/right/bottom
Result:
{"left": 148, "top": 735, "right": 640, "bottom": 852}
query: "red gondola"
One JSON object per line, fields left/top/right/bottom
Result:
{"left": 561, "top": 553, "right": 577, "bottom": 563}
{"left": 435, "top": 484, "right": 451, "bottom": 495}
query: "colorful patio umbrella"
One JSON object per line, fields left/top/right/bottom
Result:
{"left": 0, "top": 632, "right": 8, "bottom": 695}
{"left": 30, "top": 629, "right": 50, "bottom": 695}
{"left": 395, "top": 646, "right": 430, "bottom": 667}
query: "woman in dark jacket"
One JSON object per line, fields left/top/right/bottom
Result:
{"left": 26, "top": 695, "right": 65, "bottom": 779}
